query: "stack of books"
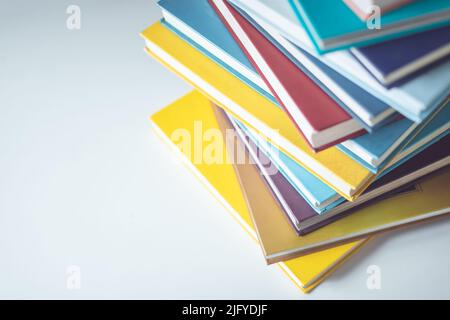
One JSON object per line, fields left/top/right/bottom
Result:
{"left": 141, "top": 0, "right": 450, "bottom": 292}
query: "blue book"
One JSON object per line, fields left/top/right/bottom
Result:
{"left": 158, "top": 0, "right": 396, "bottom": 130}
{"left": 351, "top": 25, "right": 450, "bottom": 87}
{"left": 339, "top": 101, "right": 450, "bottom": 172}
{"left": 161, "top": 21, "right": 276, "bottom": 104}
{"left": 158, "top": 0, "right": 267, "bottom": 94}
{"left": 288, "top": 0, "right": 450, "bottom": 53}
{"left": 339, "top": 118, "right": 416, "bottom": 173}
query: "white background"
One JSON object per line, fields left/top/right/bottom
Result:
{"left": 0, "top": 0, "right": 449, "bottom": 299}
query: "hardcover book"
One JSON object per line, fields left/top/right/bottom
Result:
{"left": 158, "top": 0, "right": 269, "bottom": 94}
{"left": 227, "top": 0, "right": 317, "bottom": 49}
{"left": 351, "top": 25, "right": 450, "bottom": 87}
{"left": 339, "top": 100, "right": 449, "bottom": 172}
{"left": 343, "top": 0, "right": 415, "bottom": 20}
{"left": 237, "top": 121, "right": 343, "bottom": 214}
{"left": 150, "top": 90, "right": 368, "bottom": 292}
{"left": 289, "top": 0, "right": 450, "bottom": 52}
{"left": 234, "top": 8, "right": 396, "bottom": 129}
{"left": 236, "top": 103, "right": 449, "bottom": 218}
{"left": 210, "top": 0, "right": 364, "bottom": 151}
{"left": 383, "top": 108, "right": 450, "bottom": 174}
{"left": 230, "top": 0, "right": 450, "bottom": 122}
{"left": 233, "top": 132, "right": 450, "bottom": 263}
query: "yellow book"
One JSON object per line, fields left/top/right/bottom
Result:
{"left": 141, "top": 22, "right": 373, "bottom": 201}
{"left": 150, "top": 90, "right": 368, "bottom": 293}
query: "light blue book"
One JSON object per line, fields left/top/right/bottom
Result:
{"left": 235, "top": 120, "right": 343, "bottom": 214}
{"left": 339, "top": 101, "right": 449, "bottom": 172}
{"left": 229, "top": 0, "right": 450, "bottom": 123}
{"left": 158, "top": 0, "right": 267, "bottom": 94}
{"left": 339, "top": 118, "right": 416, "bottom": 173}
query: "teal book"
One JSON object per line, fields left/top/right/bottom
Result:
{"left": 288, "top": 0, "right": 450, "bottom": 53}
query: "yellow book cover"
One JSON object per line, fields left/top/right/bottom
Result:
{"left": 141, "top": 22, "right": 373, "bottom": 201}
{"left": 150, "top": 90, "right": 367, "bottom": 293}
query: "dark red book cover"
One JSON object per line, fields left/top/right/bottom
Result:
{"left": 209, "top": 0, "right": 365, "bottom": 151}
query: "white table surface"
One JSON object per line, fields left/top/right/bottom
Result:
{"left": 1, "top": 0, "right": 449, "bottom": 299}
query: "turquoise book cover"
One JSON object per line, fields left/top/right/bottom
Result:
{"left": 289, "top": 0, "right": 450, "bottom": 52}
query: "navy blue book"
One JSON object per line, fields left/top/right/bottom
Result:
{"left": 351, "top": 25, "right": 450, "bottom": 88}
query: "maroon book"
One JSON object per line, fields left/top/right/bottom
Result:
{"left": 209, "top": 0, "right": 365, "bottom": 152}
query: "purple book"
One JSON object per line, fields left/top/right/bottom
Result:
{"left": 228, "top": 109, "right": 450, "bottom": 235}
{"left": 351, "top": 25, "right": 450, "bottom": 88}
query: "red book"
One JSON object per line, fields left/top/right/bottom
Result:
{"left": 209, "top": 0, "right": 365, "bottom": 151}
